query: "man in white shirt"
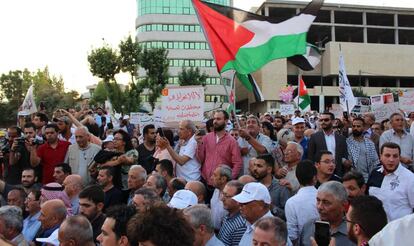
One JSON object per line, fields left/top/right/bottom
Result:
{"left": 367, "top": 142, "right": 414, "bottom": 221}
{"left": 232, "top": 182, "right": 274, "bottom": 246}
{"left": 162, "top": 120, "right": 201, "bottom": 181}
{"left": 210, "top": 165, "right": 231, "bottom": 230}
{"left": 285, "top": 160, "right": 319, "bottom": 244}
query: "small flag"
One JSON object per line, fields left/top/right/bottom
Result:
{"left": 236, "top": 73, "right": 264, "bottom": 102}
{"left": 19, "top": 85, "right": 37, "bottom": 115}
{"left": 339, "top": 52, "right": 356, "bottom": 112}
{"left": 288, "top": 43, "right": 321, "bottom": 71}
{"left": 192, "top": 0, "right": 324, "bottom": 75}
{"left": 294, "top": 77, "right": 311, "bottom": 111}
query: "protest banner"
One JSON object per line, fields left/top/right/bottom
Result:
{"left": 399, "top": 89, "right": 414, "bottom": 113}
{"left": 370, "top": 94, "right": 383, "bottom": 105}
{"left": 371, "top": 102, "right": 399, "bottom": 122}
{"left": 329, "top": 104, "right": 343, "bottom": 119}
{"left": 280, "top": 104, "right": 295, "bottom": 116}
{"left": 160, "top": 86, "right": 204, "bottom": 123}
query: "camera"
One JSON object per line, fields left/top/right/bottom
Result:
{"left": 33, "top": 138, "right": 44, "bottom": 145}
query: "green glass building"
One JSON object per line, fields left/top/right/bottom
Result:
{"left": 136, "top": 0, "right": 233, "bottom": 110}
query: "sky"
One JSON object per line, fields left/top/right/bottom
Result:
{"left": 0, "top": 0, "right": 413, "bottom": 93}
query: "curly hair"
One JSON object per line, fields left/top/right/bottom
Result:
{"left": 127, "top": 204, "right": 194, "bottom": 246}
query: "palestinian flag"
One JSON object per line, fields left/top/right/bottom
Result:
{"left": 192, "top": 0, "right": 323, "bottom": 75}
{"left": 236, "top": 73, "right": 264, "bottom": 102}
{"left": 288, "top": 43, "right": 322, "bottom": 71}
{"left": 293, "top": 76, "right": 311, "bottom": 111}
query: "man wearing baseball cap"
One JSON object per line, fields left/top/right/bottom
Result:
{"left": 233, "top": 182, "right": 274, "bottom": 246}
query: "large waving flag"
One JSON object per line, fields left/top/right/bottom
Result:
{"left": 339, "top": 52, "right": 357, "bottom": 112}
{"left": 18, "top": 85, "right": 37, "bottom": 115}
{"left": 236, "top": 73, "right": 264, "bottom": 102}
{"left": 192, "top": 0, "right": 323, "bottom": 75}
{"left": 288, "top": 43, "right": 322, "bottom": 71}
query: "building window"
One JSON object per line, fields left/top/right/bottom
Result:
{"left": 366, "top": 12, "right": 394, "bottom": 26}
{"left": 334, "top": 11, "right": 362, "bottom": 25}
{"left": 168, "top": 59, "right": 216, "bottom": 67}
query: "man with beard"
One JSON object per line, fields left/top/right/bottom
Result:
{"left": 79, "top": 185, "right": 106, "bottom": 243}
{"left": 308, "top": 112, "right": 350, "bottom": 177}
{"left": 196, "top": 110, "right": 242, "bottom": 201}
{"left": 137, "top": 124, "right": 156, "bottom": 174}
{"left": 56, "top": 116, "right": 76, "bottom": 144}
{"left": 0, "top": 167, "right": 41, "bottom": 202}
{"left": 367, "top": 142, "right": 414, "bottom": 221}
{"left": 342, "top": 171, "right": 366, "bottom": 201}
{"left": 32, "top": 112, "right": 48, "bottom": 139}
{"left": 238, "top": 115, "right": 273, "bottom": 175}
{"left": 251, "top": 154, "right": 290, "bottom": 219}
{"left": 345, "top": 195, "right": 387, "bottom": 246}
{"left": 273, "top": 116, "right": 285, "bottom": 134}
{"left": 346, "top": 118, "right": 380, "bottom": 182}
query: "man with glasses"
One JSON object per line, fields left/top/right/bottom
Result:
{"left": 346, "top": 118, "right": 380, "bottom": 182}
{"left": 232, "top": 182, "right": 274, "bottom": 246}
{"left": 315, "top": 151, "right": 342, "bottom": 188}
{"left": 345, "top": 195, "right": 387, "bottom": 246}
{"left": 308, "top": 112, "right": 349, "bottom": 177}
{"left": 218, "top": 180, "right": 247, "bottom": 246}
{"left": 22, "top": 189, "right": 41, "bottom": 241}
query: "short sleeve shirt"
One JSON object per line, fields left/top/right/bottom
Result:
{"left": 37, "top": 140, "right": 70, "bottom": 184}
{"left": 176, "top": 136, "right": 201, "bottom": 181}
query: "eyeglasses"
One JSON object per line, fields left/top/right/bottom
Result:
{"left": 344, "top": 218, "right": 366, "bottom": 232}
{"left": 320, "top": 160, "right": 335, "bottom": 164}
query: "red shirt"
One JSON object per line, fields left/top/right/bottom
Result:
{"left": 37, "top": 140, "right": 70, "bottom": 184}
{"left": 196, "top": 132, "right": 242, "bottom": 186}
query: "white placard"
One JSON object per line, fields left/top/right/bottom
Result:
{"left": 399, "top": 89, "right": 414, "bottom": 113}
{"left": 161, "top": 86, "right": 204, "bottom": 123}
{"left": 371, "top": 102, "right": 399, "bottom": 122}
{"left": 280, "top": 104, "right": 295, "bottom": 116}
{"left": 329, "top": 104, "right": 343, "bottom": 119}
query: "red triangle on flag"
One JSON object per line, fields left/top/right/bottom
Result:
{"left": 299, "top": 77, "right": 309, "bottom": 96}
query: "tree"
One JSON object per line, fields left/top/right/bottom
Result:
{"left": 119, "top": 35, "right": 142, "bottom": 83}
{"left": 0, "top": 69, "right": 31, "bottom": 106}
{"left": 87, "top": 45, "right": 125, "bottom": 112}
{"left": 139, "top": 48, "right": 169, "bottom": 111}
{"left": 352, "top": 88, "right": 368, "bottom": 98}
{"left": 124, "top": 82, "right": 143, "bottom": 113}
{"left": 89, "top": 81, "right": 108, "bottom": 106}
{"left": 178, "top": 66, "right": 208, "bottom": 87}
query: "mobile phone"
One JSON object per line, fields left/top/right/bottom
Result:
{"left": 343, "top": 111, "right": 349, "bottom": 119}
{"left": 197, "top": 129, "right": 206, "bottom": 136}
{"left": 314, "top": 221, "right": 330, "bottom": 246}
{"left": 157, "top": 127, "right": 165, "bottom": 137}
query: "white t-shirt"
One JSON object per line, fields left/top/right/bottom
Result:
{"left": 176, "top": 136, "right": 201, "bottom": 181}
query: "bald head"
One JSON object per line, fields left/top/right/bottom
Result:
{"left": 64, "top": 175, "right": 83, "bottom": 198}
{"left": 39, "top": 199, "right": 67, "bottom": 229}
{"left": 59, "top": 215, "right": 94, "bottom": 246}
{"left": 75, "top": 127, "right": 90, "bottom": 148}
{"left": 238, "top": 175, "right": 256, "bottom": 185}
{"left": 185, "top": 181, "right": 206, "bottom": 204}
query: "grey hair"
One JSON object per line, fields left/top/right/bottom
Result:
{"left": 217, "top": 165, "right": 232, "bottom": 181}
{"left": 149, "top": 173, "right": 167, "bottom": 194}
{"left": 0, "top": 206, "right": 23, "bottom": 232}
{"left": 183, "top": 204, "right": 214, "bottom": 233}
{"left": 287, "top": 141, "right": 304, "bottom": 158}
{"left": 225, "top": 180, "right": 244, "bottom": 195}
{"left": 75, "top": 126, "right": 90, "bottom": 135}
{"left": 134, "top": 187, "right": 161, "bottom": 203}
{"left": 130, "top": 165, "right": 147, "bottom": 181}
{"left": 60, "top": 215, "right": 93, "bottom": 244}
{"left": 318, "top": 181, "right": 348, "bottom": 202}
{"left": 247, "top": 115, "right": 260, "bottom": 125}
{"left": 255, "top": 217, "right": 287, "bottom": 245}
{"left": 183, "top": 120, "right": 197, "bottom": 134}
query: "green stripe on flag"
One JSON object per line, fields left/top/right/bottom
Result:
{"left": 236, "top": 73, "right": 253, "bottom": 91}
{"left": 222, "top": 32, "right": 307, "bottom": 74}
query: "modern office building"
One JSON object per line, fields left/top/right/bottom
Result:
{"left": 236, "top": 0, "right": 414, "bottom": 113}
{"left": 135, "top": 0, "right": 234, "bottom": 112}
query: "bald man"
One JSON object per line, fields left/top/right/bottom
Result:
{"left": 63, "top": 175, "right": 83, "bottom": 215}
{"left": 185, "top": 181, "right": 206, "bottom": 204}
{"left": 36, "top": 199, "right": 67, "bottom": 244}
{"left": 58, "top": 215, "right": 95, "bottom": 246}
{"left": 238, "top": 175, "right": 256, "bottom": 185}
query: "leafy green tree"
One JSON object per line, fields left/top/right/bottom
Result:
{"left": 178, "top": 66, "right": 208, "bottom": 87}
{"left": 119, "top": 35, "right": 141, "bottom": 83}
{"left": 139, "top": 48, "right": 169, "bottom": 111}
{"left": 0, "top": 69, "right": 31, "bottom": 106}
{"left": 89, "top": 81, "right": 108, "bottom": 106}
{"left": 352, "top": 88, "right": 368, "bottom": 98}
{"left": 124, "top": 82, "right": 143, "bottom": 113}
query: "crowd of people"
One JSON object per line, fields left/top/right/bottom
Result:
{"left": 0, "top": 106, "right": 412, "bottom": 246}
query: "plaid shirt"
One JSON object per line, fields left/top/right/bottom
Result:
{"left": 347, "top": 135, "right": 380, "bottom": 181}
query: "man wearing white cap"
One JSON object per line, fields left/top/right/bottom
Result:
{"left": 292, "top": 117, "right": 308, "bottom": 160}
{"left": 233, "top": 182, "right": 274, "bottom": 246}
{"left": 168, "top": 189, "right": 198, "bottom": 209}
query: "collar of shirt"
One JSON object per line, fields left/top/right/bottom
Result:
{"left": 331, "top": 219, "right": 348, "bottom": 236}
{"left": 323, "top": 130, "right": 335, "bottom": 137}
{"left": 26, "top": 211, "right": 41, "bottom": 222}
{"left": 297, "top": 185, "right": 317, "bottom": 195}
{"left": 364, "top": 128, "right": 372, "bottom": 136}
{"left": 249, "top": 210, "right": 273, "bottom": 231}
{"left": 391, "top": 129, "right": 408, "bottom": 136}
{"left": 379, "top": 163, "right": 403, "bottom": 177}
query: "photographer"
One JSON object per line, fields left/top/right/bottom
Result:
{"left": 7, "top": 123, "right": 43, "bottom": 186}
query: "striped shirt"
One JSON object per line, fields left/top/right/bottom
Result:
{"left": 217, "top": 212, "right": 247, "bottom": 246}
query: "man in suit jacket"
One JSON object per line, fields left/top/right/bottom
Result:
{"left": 308, "top": 112, "right": 350, "bottom": 177}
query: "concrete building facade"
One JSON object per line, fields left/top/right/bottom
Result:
{"left": 135, "top": 0, "right": 234, "bottom": 112}
{"left": 236, "top": 0, "right": 414, "bottom": 113}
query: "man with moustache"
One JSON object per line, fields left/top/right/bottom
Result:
{"left": 238, "top": 115, "right": 273, "bottom": 175}
{"left": 308, "top": 112, "right": 349, "bottom": 176}
{"left": 196, "top": 110, "right": 242, "bottom": 201}
{"left": 346, "top": 118, "right": 380, "bottom": 182}
{"left": 367, "top": 142, "right": 414, "bottom": 221}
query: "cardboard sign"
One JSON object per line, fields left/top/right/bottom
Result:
{"left": 280, "top": 104, "right": 295, "bottom": 116}
{"left": 399, "top": 89, "right": 414, "bottom": 113}
{"left": 370, "top": 93, "right": 394, "bottom": 105}
{"left": 329, "top": 104, "right": 343, "bottom": 119}
{"left": 130, "top": 112, "right": 153, "bottom": 125}
{"left": 161, "top": 86, "right": 204, "bottom": 123}
{"left": 371, "top": 102, "right": 399, "bottom": 122}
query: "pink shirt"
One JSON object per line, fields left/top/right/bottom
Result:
{"left": 197, "top": 132, "right": 242, "bottom": 185}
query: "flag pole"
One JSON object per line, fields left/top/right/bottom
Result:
{"left": 297, "top": 71, "right": 301, "bottom": 111}
{"left": 220, "top": 73, "right": 240, "bottom": 127}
